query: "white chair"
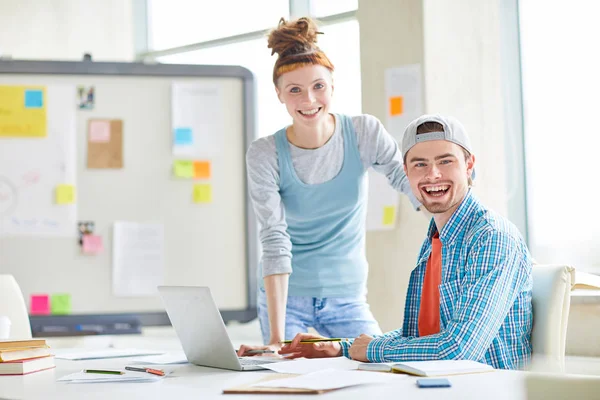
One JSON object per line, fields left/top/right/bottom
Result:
{"left": 531, "top": 264, "right": 574, "bottom": 372}
{"left": 530, "top": 265, "right": 600, "bottom": 373}
{"left": 0, "top": 274, "right": 32, "bottom": 339}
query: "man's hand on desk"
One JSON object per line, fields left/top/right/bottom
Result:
{"left": 278, "top": 333, "right": 342, "bottom": 359}
{"left": 237, "top": 342, "right": 282, "bottom": 357}
{"left": 348, "top": 334, "right": 373, "bottom": 362}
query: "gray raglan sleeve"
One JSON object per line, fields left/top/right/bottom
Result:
{"left": 246, "top": 137, "right": 293, "bottom": 277}
{"left": 353, "top": 114, "right": 421, "bottom": 210}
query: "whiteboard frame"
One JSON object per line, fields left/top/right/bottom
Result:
{"left": 0, "top": 59, "right": 259, "bottom": 331}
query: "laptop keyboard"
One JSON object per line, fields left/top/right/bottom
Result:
{"left": 238, "top": 357, "right": 276, "bottom": 366}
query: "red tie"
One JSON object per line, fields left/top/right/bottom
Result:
{"left": 418, "top": 233, "right": 442, "bottom": 336}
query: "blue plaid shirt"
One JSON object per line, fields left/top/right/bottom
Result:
{"left": 341, "top": 191, "right": 533, "bottom": 369}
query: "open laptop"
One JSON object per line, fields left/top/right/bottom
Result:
{"left": 158, "top": 286, "right": 278, "bottom": 371}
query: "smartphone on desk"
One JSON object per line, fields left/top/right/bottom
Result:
{"left": 416, "top": 378, "right": 451, "bottom": 388}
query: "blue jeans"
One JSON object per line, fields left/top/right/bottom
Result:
{"left": 257, "top": 287, "right": 382, "bottom": 344}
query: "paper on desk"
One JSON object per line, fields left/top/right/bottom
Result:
{"left": 252, "top": 369, "right": 404, "bottom": 390}
{"left": 54, "top": 348, "right": 165, "bottom": 360}
{"left": 58, "top": 370, "right": 167, "bottom": 383}
{"left": 261, "top": 357, "right": 360, "bottom": 374}
{"left": 131, "top": 351, "right": 188, "bottom": 365}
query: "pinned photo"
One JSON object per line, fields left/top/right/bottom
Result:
{"left": 77, "top": 85, "right": 95, "bottom": 110}
{"left": 78, "top": 221, "right": 95, "bottom": 246}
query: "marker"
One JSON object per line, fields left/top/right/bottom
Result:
{"left": 83, "top": 369, "right": 124, "bottom": 375}
{"left": 125, "top": 366, "right": 165, "bottom": 376}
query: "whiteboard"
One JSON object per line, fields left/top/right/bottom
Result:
{"left": 0, "top": 60, "right": 258, "bottom": 318}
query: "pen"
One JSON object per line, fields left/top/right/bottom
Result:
{"left": 125, "top": 366, "right": 165, "bottom": 376}
{"left": 279, "top": 338, "right": 350, "bottom": 344}
{"left": 83, "top": 369, "right": 124, "bottom": 375}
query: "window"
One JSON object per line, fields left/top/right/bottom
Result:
{"left": 147, "top": 0, "right": 289, "bottom": 51}
{"left": 151, "top": 5, "right": 361, "bottom": 139}
{"left": 312, "top": 0, "right": 358, "bottom": 18}
{"left": 519, "top": 1, "right": 600, "bottom": 271}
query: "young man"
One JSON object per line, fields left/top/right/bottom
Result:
{"left": 280, "top": 115, "right": 533, "bottom": 369}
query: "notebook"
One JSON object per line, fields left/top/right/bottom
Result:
{"left": 0, "top": 347, "right": 52, "bottom": 362}
{"left": 0, "top": 356, "right": 55, "bottom": 375}
{"left": 391, "top": 360, "right": 494, "bottom": 376}
{"left": 0, "top": 339, "right": 47, "bottom": 350}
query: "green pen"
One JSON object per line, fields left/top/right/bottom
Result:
{"left": 83, "top": 369, "right": 124, "bottom": 375}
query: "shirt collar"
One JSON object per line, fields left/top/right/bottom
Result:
{"left": 426, "top": 190, "right": 479, "bottom": 244}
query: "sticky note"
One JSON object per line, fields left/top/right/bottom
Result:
{"left": 389, "top": 96, "right": 403, "bottom": 116}
{"left": 50, "top": 293, "right": 72, "bottom": 315}
{"left": 24, "top": 89, "right": 43, "bottom": 108}
{"left": 174, "top": 160, "right": 194, "bottom": 178}
{"left": 193, "top": 161, "right": 211, "bottom": 179}
{"left": 382, "top": 205, "right": 396, "bottom": 226}
{"left": 82, "top": 234, "right": 104, "bottom": 254}
{"left": 30, "top": 294, "right": 50, "bottom": 315}
{"left": 55, "top": 184, "right": 76, "bottom": 204}
{"left": 89, "top": 120, "right": 111, "bottom": 142}
{"left": 174, "top": 127, "right": 193, "bottom": 145}
{"left": 193, "top": 184, "right": 212, "bottom": 203}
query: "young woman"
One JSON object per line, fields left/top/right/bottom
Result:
{"left": 237, "top": 17, "right": 420, "bottom": 356}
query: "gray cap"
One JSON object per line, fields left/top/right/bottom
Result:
{"left": 401, "top": 114, "right": 473, "bottom": 161}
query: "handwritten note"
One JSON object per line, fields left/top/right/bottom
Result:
{"left": 382, "top": 205, "right": 396, "bottom": 226}
{"left": 30, "top": 294, "right": 50, "bottom": 315}
{"left": 193, "top": 184, "right": 212, "bottom": 203}
{"left": 89, "top": 120, "right": 111, "bottom": 142}
{"left": 193, "top": 161, "right": 211, "bottom": 179}
{"left": 82, "top": 234, "right": 104, "bottom": 254}
{"left": 173, "top": 160, "right": 194, "bottom": 178}
{"left": 50, "top": 293, "right": 72, "bottom": 315}
{"left": 0, "top": 85, "right": 47, "bottom": 137}
{"left": 174, "top": 127, "right": 193, "bottom": 145}
{"left": 55, "top": 184, "right": 76, "bottom": 204}
{"left": 112, "top": 221, "right": 164, "bottom": 296}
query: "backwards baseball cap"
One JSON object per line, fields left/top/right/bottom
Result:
{"left": 401, "top": 114, "right": 475, "bottom": 179}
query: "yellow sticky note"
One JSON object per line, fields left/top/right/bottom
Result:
{"left": 193, "top": 184, "right": 212, "bottom": 203}
{"left": 193, "top": 161, "right": 211, "bottom": 179}
{"left": 55, "top": 184, "right": 76, "bottom": 204}
{"left": 174, "top": 160, "right": 194, "bottom": 178}
{"left": 389, "top": 96, "right": 403, "bottom": 116}
{"left": 382, "top": 205, "right": 396, "bottom": 226}
{"left": 0, "top": 85, "right": 47, "bottom": 137}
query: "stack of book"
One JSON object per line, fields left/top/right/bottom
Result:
{"left": 0, "top": 339, "right": 55, "bottom": 375}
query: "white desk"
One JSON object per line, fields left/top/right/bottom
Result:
{"left": 0, "top": 356, "right": 528, "bottom": 400}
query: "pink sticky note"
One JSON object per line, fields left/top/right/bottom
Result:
{"left": 82, "top": 234, "right": 104, "bottom": 254}
{"left": 89, "top": 120, "right": 111, "bottom": 142}
{"left": 30, "top": 294, "right": 50, "bottom": 315}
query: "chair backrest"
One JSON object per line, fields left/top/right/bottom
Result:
{"left": 530, "top": 264, "right": 574, "bottom": 372}
{"left": 0, "top": 275, "right": 32, "bottom": 339}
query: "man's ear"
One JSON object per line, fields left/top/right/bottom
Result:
{"left": 466, "top": 154, "right": 476, "bottom": 177}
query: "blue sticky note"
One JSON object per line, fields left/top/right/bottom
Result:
{"left": 24, "top": 89, "right": 44, "bottom": 108}
{"left": 174, "top": 127, "right": 193, "bottom": 145}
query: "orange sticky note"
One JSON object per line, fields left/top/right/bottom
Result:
{"left": 193, "top": 184, "right": 212, "bottom": 203}
{"left": 389, "top": 96, "right": 403, "bottom": 116}
{"left": 55, "top": 184, "right": 76, "bottom": 204}
{"left": 193, "top": 161, "right": 211, "bottom": 179}
{"left": 382, "top": 205, "right": 396, "bottom": 226}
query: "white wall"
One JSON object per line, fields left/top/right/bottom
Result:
{"left": 0, "top": 0, "right": 135, "bottom": 61}
{"left": 359, "top": 0, "right": 508, "bottom": 332}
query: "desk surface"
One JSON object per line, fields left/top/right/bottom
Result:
{"left": 1, "top": 356, "right": 527, "bottom": 400}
